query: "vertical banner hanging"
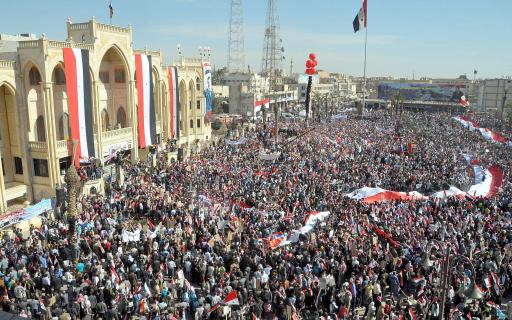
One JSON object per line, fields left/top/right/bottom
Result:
{"left": 203, "top": 62, "right": 213, "bottom": 122}
{"left": 168, "top": 66, "right": 180, "bottom": 139}
{"left": 63, "top": 48, "right": 94, "bottom": 167}
{"left": 135, "top": 54, "right": 156, "bottom": 148}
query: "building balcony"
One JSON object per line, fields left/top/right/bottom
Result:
{"left": 100, "top": 127, "right": 134, "bottom": 158}
{"left": 4, "top": 182, "right": 28, "bottom": 202}
{"left": 28, "top": 141, "right": 48, "bottom": 152}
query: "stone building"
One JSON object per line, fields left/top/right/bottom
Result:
{"left": 0, "top": 18, "right": 211, "bottom": 212}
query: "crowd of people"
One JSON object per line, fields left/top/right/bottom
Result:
{"left": 0, "top": 109, "right": 511, "bottom": 320}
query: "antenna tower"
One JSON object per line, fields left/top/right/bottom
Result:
{"left": 227, "top": 0, "right": 245, "bottom": 73}
{"left": 261, "top": 0, "right": 284, "bottom": 87}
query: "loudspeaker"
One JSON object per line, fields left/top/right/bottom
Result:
{"left": 177, "top": 148, "right": 184, "bottom": 162}
{"left": 56, "top": 187, "right": 66, "bottom": 205}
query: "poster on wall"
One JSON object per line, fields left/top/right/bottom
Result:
{"left": 203, "top": 62, "right": 213, "bottom": 122}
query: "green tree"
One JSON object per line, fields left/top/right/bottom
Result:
{"left": 212, "top": 67, "right": 228, "bottom": 85}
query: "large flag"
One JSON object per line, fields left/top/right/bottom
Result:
{"left": 353, "top": 0, "right": 368, "bottom": 33}
{"left": 63, "top": 48, "right": 95, "bottom": 167}
{"left": 168, "top": 66, "right": 180, "bottom": 139}
{"left": 203, "top": 62, "right": 213, "bottom": 122}
{"left": 135, "top": 54, "right": 157, "bottom": 148}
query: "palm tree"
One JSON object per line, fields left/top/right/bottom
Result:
{"left": 391, "top": 91, "right": 404, "bottom": 118}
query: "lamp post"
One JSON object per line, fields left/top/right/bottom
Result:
{"left": 423, "top": 241, "right": 483, "bottom": 319}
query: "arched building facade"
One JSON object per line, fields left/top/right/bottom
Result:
{"left": 0, "top": 18, "right": 211, "bottom": 211}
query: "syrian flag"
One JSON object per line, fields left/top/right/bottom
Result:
{"left": 109, "top": 0, "right": 114, "bottom": 19}
{"left": 168, "top": 66, "right": 180, "bottom": 139}
{"left": 460, "top": 95, "right": 469, "bottom": 107}
{"left": 135, "top": 54, "right": 157, "bottom": 148}
{"left": 407, "top": 307, "right": 417, "bottom": 320}
{"left": 224, "top": 290, "right": 239, "bottom": 305}
{"left": 63, "top": 48, "right": 95, "bottom": 167}
{"left": 353, "top": 0, "right": 368, "bottom": 33}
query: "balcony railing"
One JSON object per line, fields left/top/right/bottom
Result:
{"left": 96, "top": 22, "right": 130, "bottom": 34}
{"left": 0, "top": 60, "right": 15, "bottom": 69}
{"left": 56, "top": 140, "right": 71, "bottom": 158}
{"left": 102, "top": 127, "right": 133, "bottom": 146}
{"left": 69, "top": 22, "right": 90, "bottom": 31}
{"left": 28, "top": 141, "right": 48, "bottom": 152}
{"left": 18, "top": 40, "right": 40, "bottom": 48}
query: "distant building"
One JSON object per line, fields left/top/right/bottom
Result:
{"left": 477, "top": 78, "right": 512, "bottom": 113}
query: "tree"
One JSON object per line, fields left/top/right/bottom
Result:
{"left": 212, "top": 67, "right": 228, "bottom": 85}
{"left": 391, "top": 91, "right": 404, "bottom": 118}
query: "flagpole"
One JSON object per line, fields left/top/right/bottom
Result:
{"left": 362, "top": 10, "right": 368, "bottom": 114}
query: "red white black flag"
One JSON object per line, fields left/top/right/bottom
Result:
{"left": 135, "top": 54, "right": 157, "bottom": 148}
{"left": 353, "top": 0, "right": 367, "bottom": 33}
{"left": 63, "top": 48, "right": 95, "bottom": 167}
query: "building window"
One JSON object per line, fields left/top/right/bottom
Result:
{"left": 114, "top": 69, "right": 125, "bottom": 83}
{"left": 189, "top": 101, "right": 192, "bottom": 110}
{"left": 116, "top": 107, "right": 126, "bottom": 128}
{"left": 179, "top": 121, "right": 183, "bottom": 130}
{"left": 197, "top": 119, "right": 201, "bottom": 128}
{"left": 190, "top": 119, "right": 193, "bottom": 129}
{"left": 196, "top": 78, "right": 201, "bottom": 91}
{"left": 54, "top": 68, "right": 66, "bottom": 85}
{"left": 196, "top": 100, "right": 201, "bottom": 110}
{"left": 29, "top": 67, "right": 41, "bottom": 86}
{"left": 36, "top": 116, "right": 46, "bottom": 142}
{"left": 33, "top": 159, "right": 49, "bottom": 177}
{"left": 99, "top": 71, "right": 110, "bottom": 84}
{"left": 14, "top": 157, "right": 23, "bottom": 175}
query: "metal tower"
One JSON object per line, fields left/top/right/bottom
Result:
{"left": 227, "top": 0, "right": 245, "bottom": 73}
{"left": 261, "top": 0, "right": 284, "bottom": 84}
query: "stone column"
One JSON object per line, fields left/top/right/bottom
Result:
{"left": 93, "top": 81, "right": 103, "bottom": 164}
{"left": 41, "top": 82, "right": 59, "bottom": 189}
{"left": 0, "top": 150, "right": 7, "bottom": 212}
{"left": 128, "top": 80, "right": 138, "bottom": 162}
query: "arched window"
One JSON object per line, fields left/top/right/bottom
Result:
{"left": 35, "top": 116, "right": 46, "bottom": 142}
{"left": 53, "top": 67, "right": 66, "bottom": 85}
{"left": 101, "top": 109, "right": 110, "bottom": 131}
{"left": 58, "top": 113, "right": 70, "bottom": 140}
{"left": 116, "top": 107, "right": 126, "bottom": 128}
{"left": 189, "top": 81, "right": 194, "bottom": 92}
{"left": 29, "top": 67, "right": 42, "bottom": 86}
{"left": 196, "top": 77, "right": 201, "bottom": 91}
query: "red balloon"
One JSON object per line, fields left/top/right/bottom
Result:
{"left": 309, "top": 53, "right": 316, "bottom": 60}
{"left": 305, "top": 68, "right": 316, "bottom": 75}
{"left": 306, "top": 60, "right": 314, "bottom": 68}
{"left": 312, "top": 60, "right": 318, "bottom": 67}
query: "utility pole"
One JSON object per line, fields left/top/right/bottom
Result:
{"left": 289, "top": 57, "right": 293, "bottom": 77}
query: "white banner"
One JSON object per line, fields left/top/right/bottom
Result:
{"left": 122, "top": 229, "right": 141, "bottom": 242}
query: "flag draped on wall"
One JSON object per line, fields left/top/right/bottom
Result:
{"left": 135, "top": 54, "right": 157, "bottom": 148}
{"left": 203, "top": 62, "right": 213, "bottom": 122}
{"left": 167, "top": 66, "right": 180, "bottom": 139}
{"left": 353, "top": 0, "right": 368, "bottom": 33}
{"left": 63, "top": 48, "right": 95, "bottom": 167}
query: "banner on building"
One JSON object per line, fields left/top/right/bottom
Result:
{"left": 135, "top": 54, "right": 157, "bottom": 148}
{"left": 203, "top": 62, "right": 213, "bottom": 122}
{"left": 0, "top": 199, "right": 53, "bottom": 230}
{"left": 63, "top": 48, "right": 95, "bottom": 167}
{"left": 168, "top": 66, "right": 180, "bottom": 139}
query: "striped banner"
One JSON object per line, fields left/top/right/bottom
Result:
{"left": 168, "top": 66, "right": 180, "bottom": 139}
{"left": 135, "top": 54, "right": 157, "bottom": 148}
{"left": 63, "top": 48, "right": 94, "bottom": 167}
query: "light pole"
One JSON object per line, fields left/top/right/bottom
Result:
{"left": 422, "top": 242, "right": 483, "bottom": 319}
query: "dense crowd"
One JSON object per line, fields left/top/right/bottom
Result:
{"left": 0, "top": 110, "right": 511, "bottom": 320}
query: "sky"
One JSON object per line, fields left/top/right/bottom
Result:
{"left": 1, "top": 0, "right": 511, "bottom": 79}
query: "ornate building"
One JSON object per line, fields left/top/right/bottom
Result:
{"left": 0, "top": 18, "right": 211, "bottom": 212}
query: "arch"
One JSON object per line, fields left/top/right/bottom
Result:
{"left": 196, "top": 77, "right": 201, "bottom": 91}
{"left": 179, "top": 80, "right": 187, "bottom": 134}
{"left": 29, "top": 66, "right": 42, "bottom": 86}
{"left": 57, "top": 112, "right": 70, "bottom": 140}
{"left": 101, "top": 109, "right": 110, "bottom": 131}
{"left": 52, "top": 64, "right": 66, "bottom": 85}
{"left": 98, "top": 46, "right": 129, "bottom": 133}
{"left": 35, "top": 116, "right": 46, "bottom": 142}
{"left": 96, "top": 43, "right": 132, "bottom": 82}
{"left": 116, "top": 107, "right": 126, "bottom": 128}
{"left": 23, "top": 60, "right": 44, "bottom": 87}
